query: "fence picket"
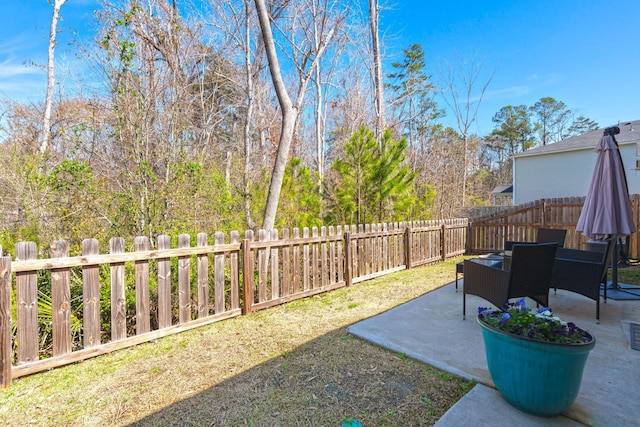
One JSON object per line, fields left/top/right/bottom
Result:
{"left": 51, "top": 240, "right": 71, "bottom": 357}
{"left": 16, "top": 242, "right": 37, "bottom": 363}
{"left": 157, "top": 235, "right": 172, "bottom": 329}
{"left": 134, "top": 236, "right": 150, "bottom": 334}
{"left": 82, "top": 239, "right": 100, "bottom": 348}
{"left": 0, "top": 257, "right": 11, "bottom": 387}
{"left": 303, "top": 228, "right": 310, "bottom": 291}
{"left": 178, "top": 234, "right": 191, "bottom": 323}
{"left": 110, "top": 238, "right": 126, "bottom": 341}
{"left": 292, "top": 228, "right": 301, "bottom": 293}
{"left": 230, "top": 231, "right": 240, "bottom": 310}
{"left": 282, "top": 228, "right": 290, "bottom": 296}
{"left": 270, "top": 229, "right": 280, "bottom": 298}
{"left": 197, "top": 233, "right": 209, "bottom": 318}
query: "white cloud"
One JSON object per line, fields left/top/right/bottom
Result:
{"left": 525, "top": 72, "right": 562, "bottom": 85}
{"left": 483, "top": 85, "right": 533, "bottom": 101}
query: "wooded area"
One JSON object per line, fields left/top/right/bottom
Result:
{"left": 0, "top": 0, "right": 601, "bottom": 257}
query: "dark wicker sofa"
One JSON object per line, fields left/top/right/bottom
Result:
{"left": 462, "top": 242, "right": 558, "bottom": 319}
{"left": 550, "top": 238, "right": 616, "bottom": 323}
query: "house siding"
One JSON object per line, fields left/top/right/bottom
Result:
{"left": 514, "top": 142, "right": 640, "bottom": 205}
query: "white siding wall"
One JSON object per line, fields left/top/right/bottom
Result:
{"left": 513, "top": 143, "right": 640, "bottom": 205}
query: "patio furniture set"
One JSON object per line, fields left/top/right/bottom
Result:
{"left": 459, "top": 228, "right": 616, "bottom": 323}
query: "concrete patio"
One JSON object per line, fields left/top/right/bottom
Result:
{"left": 348, "top": 280, "right": 640, "bottom": 426}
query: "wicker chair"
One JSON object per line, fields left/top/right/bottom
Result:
{"left": 504, "top": 228, "right": 567, "bottom": 251}
{"left": 462, "top": 242, "right": 558, "bottom": 319}
{"left": 550, "top": 237, "right": 616, "bottom": 323}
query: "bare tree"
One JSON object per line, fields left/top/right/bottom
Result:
{"left": 439, "top": 54, "right": 493, "bottom": 207}
{"left": 40, "top": 0, "right": 68, "bottom": 155}
{"left": 253, "top": 0, "right": 337, "bottom": 231}
{"left": 368, "top": 0, "right": 385, "bottom": 143}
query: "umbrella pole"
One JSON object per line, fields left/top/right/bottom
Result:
{"left": 611, "top": 240, "right": 620, "bottom": 290}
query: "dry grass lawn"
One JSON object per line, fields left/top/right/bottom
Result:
{"left": 0, "top": 258, "right": 474, "bottom": 426}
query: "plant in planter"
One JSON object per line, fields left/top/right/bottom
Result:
{"left": 477, "top": 298, "right": 595, "bottom": 418}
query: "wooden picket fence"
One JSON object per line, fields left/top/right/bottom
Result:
{"left": 468, "top": 195, "right": 640, "bottom": 259}
{"left": 0, "top": 219, "right": 467, "bottom": 387}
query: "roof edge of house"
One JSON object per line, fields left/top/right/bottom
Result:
{"left": 513, "top": 138, "right": 640, "bottom": 159}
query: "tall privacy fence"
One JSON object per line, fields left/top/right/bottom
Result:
{"left": 0, "top": 219, "right": 467, "bottom": 387}
{"left": 468, "top": 195, "right": 640, "bottom": 260}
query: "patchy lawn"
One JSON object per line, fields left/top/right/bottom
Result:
{"left": 0, "top": 258, "right": 474, "bottom": 426}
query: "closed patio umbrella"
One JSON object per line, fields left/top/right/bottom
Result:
{"left": 576, "top": 125, "right": 639, "bottom": 299}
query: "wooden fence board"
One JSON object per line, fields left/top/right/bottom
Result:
{"left": 82, "top": 239, "right": 100, "bottom": 348}
{"left": 336, "top": 226, "right": 344, "bottom": 284}
{"left": 0, "top": 257, "right": 11, "bottom": 387}
{"left": 303, "top": 228, "right": 310, "bottom": 291}
{"left": 110, "top": 238, "right": 126, "bottom": 341}
{"left": 312, "top": 227, "right": 319, "bottom": 289}
{"left": 242, "top": 231, "right": 254, "bottom": 314}
{"left": 270, "top": 229, "right": 279, "bottom": 299}
{"left": 134, "top": 236, "right": 150, "bottom": 334}
{"left": 214, "top": 232, "right": 225, "bottom": 314}
{"left": 258, "top": 229, "right": 268, "bottom": 302}
{"left": 292, "top": 228, "right": 301, "bottom": 294}
{"left": 157, "top": 235, "right": 172, "bottom": 329}
{"left": 282, "top": 228, "right": 290, "bottom": 296}
{"left": 16, "top": 242, "right": 37, "bottom": 363}
{"left": 230, "top": 231, "right": 240, "bottom": 310}
{"left": 51, "top": 240, "right": 71, "bottom": 357}
{"left": 197, "top": 233, "right": 209, "bottom": 318}
{"left": 178, "top": 234, "right": 191, "bottom": 324}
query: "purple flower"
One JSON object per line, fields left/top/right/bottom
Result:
{"left": 479, "top": 299, "right": 590, "bottom": 344}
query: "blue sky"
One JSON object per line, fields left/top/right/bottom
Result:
{"left": 384, "top": 0, "right": 640, "bottom": 134}
{"left": 2, "top": 0, "right": 639, "bottom": 136}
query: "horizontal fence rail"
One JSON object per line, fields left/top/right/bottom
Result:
{"left": 0, "top": 219, "right": 468, "bottom": 387}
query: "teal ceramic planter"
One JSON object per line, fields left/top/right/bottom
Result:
{"left": 478, "top": 316, "right": 596, "bottom": 418}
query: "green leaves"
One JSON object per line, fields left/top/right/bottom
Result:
{"left": 328, "top": 126, "right": 416, "bottom": 224}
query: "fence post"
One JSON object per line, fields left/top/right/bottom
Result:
{"left": 0, "top": 256, "right": 11, "bottom": 388}
{"left": 404, "top": 227, "right": 412, "bottom": 269}
{"left": 242, "top": 238, "right": 254, "bottom": 314}
{"left": 344, "top": 232, "right": 352, "bottom": 287}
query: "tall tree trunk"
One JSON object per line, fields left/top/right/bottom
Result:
{"left": 369, "top": 0, "right": 385, "bottom": 144}
{"left": 254, "top": 0, "right": 295, "bottom": 232}
{"left": 313, "top": 16, "right": 325, "bottom": 194}
{"left": 40, "top": 0, "right": 67, "bottom": 155}
{"left": 254, "top": 0, "right": 334, "bottom": 231}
